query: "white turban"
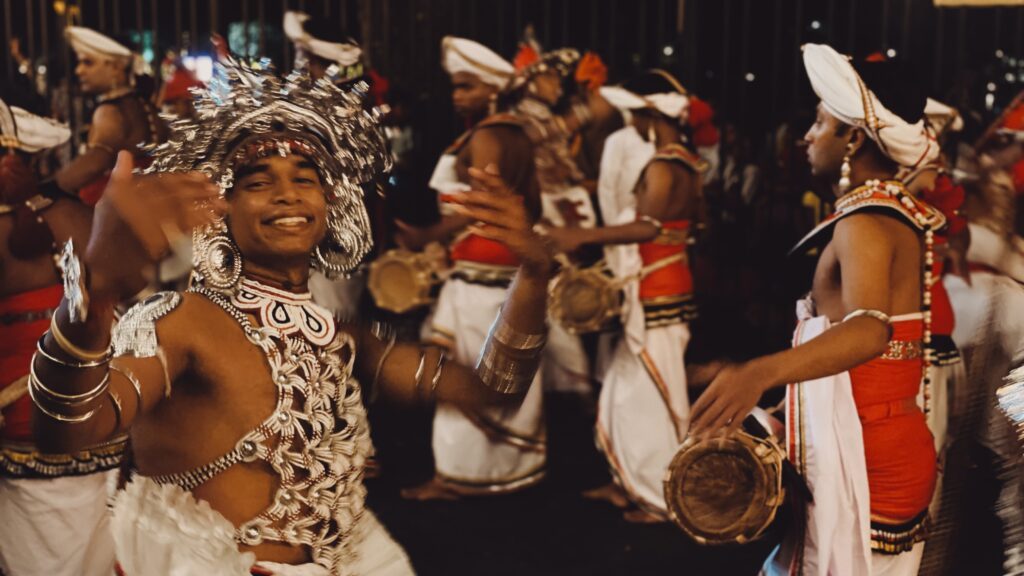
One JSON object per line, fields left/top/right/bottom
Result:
{"left": 66, "top": 26, "right": 146, "bottom": 75}
{"left": 598, "top": 86, "right": 689, "bottom": 123}
{"left": 598, "top": 86, "right": 648, "bottom": 111}
{"left": 441, "top": 36, "right": 514, "bottom": 89}
{"left": 925, "top": 98, "right": 964, "bottom": 135}
{"left": 802, "top": 43, "right": 938, "bottom": 169}
{"left": 284, "top": 11, "right": 362, "bottom": 67}
{"left": 645, "top": 92, "right": 689, "bottom": 122}
{"left": 0, "top": 99, "right": 71, "bottom": 152}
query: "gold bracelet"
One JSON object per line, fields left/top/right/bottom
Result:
{"left": 110, "top": 365, "right": 144, "bottom": 418}
{"left": 36, "top": 335, "right": 110, "bottom": 369}
{"left": 29, "top": 359, "right": 110, "bottom": 405}
{"left": 49, "top": 317, "right": 112, "bottom": 363}
{"left": 28, "top": 377, "right": 101, "bottom": 423}
{"left": 107, "top": 389, "right": 123, "bottom": 431}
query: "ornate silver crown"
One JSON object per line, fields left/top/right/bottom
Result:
{"left": 146, "top": 57, "right": 392, "bottom": 281}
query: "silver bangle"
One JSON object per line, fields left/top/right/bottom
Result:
{"left": 35, "top": 335, "right": 111, "bottom": 369}
{"left": 110, "top": 365, "right": 144, "bottom": 417}
{"left": 843, "top": 309, "right": 892, "bottom": 325}
{"left": 29, "top": 357, "right": 110, "bottom": 405}
{"left": 475, "top": 313, "right": 546, "bottom": 395}
{"left": 370, "top": 329, "right": 397, "bottom": 403}
{"left": 430, "top": 352, "right": 446, "bottom": 396}
{"left": 28, "top": 377, "right": 101, "bottom": 423}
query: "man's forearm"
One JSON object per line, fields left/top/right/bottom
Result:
{"left": 579, "top": 220, "right": 659, "bottom": 247}
{"left": 747, "top": 317, "right": 890, "bottom": 392}
{"left": 55, "top": 148, "right": 117, "bottom": 193}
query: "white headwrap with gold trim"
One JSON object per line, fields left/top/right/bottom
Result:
{"left": 802, "top": 43, "right": 938, "bottom": 168}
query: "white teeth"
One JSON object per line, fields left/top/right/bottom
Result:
{"left": 271, "top": 216, "right": 308, "bottom": 226}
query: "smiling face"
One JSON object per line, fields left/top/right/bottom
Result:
{"left": 227, "top": 153, "right": 329, "bottom": 271}
{"left": 74, "top": 51, "right": 128, "bottom": 94}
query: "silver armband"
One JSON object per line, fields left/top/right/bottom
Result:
{"left": 111, "top": 292, "right": 182, "bottom": 358}
{"left": 475, "top": 312, "right": 546, "bottom": 395}
{"left": 842, "top": 309, "right": 891, "bottom": 325}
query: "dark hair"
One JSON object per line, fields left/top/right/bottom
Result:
{"left": 850, "top": 59, "right": 927, "bottom": 125}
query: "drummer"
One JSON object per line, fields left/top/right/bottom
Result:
{"left": 689, "top": 44, "right": 944, "bottom": 575}
{"left": 544, "top": 71, "right": 705, "bottom": 522}
{"left": 399, "top": 37, "right": 545, "bottom": 500}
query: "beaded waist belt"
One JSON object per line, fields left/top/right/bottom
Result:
{"left": 0, "top": 436, "right": 127, "bottom": 479}
{"left": 871, "top": 510, "right": 929, "bottom": 554}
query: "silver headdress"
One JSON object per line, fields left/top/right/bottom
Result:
{"left": 146, "top": 57, "right": 391, "bottom": 286}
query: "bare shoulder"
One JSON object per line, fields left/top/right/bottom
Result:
{"left": 832, "top": 212, "right": 907, "bottom": 257}
{"left": 642, "top": 159, "right": 681, "bottom": 193}
{"left": 470, "top": 123, "right": 530, "bottom": 153}
{"left": 92, "top": 102, "right": 126, "bottom": 126}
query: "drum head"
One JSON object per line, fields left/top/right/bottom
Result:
{"left": 550, "top": 268, "right": 621, "bottom": 334}
{"left": 664, "top": 433, "right": 785, "bottom": 545}
{"left": 368, "top": 251, "right": 433, "bottom": 314}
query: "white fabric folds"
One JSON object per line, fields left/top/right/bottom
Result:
{"left": 802, "top": 43, "right": 938, "bottom": 168}
{"left": 441, "top": 36, "right": 514, "bottom": 88}
{"left": 283, "top": 11, "right": 362, "bottom": 67}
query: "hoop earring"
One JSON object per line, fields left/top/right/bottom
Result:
{"left": 838, "top": 142, "right": 854, "bottom": 193}
{"left": 647, "top": 124, "right": 657, "bottom": 144}
{"left": 194, "top": 228, "right": 242, "bottom": 290}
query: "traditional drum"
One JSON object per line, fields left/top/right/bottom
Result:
{"left": 367, "top": 247, "right": 444, "bottom": 314}
{"left": 664, "top": 409, "right": 787, "bottom": 545}
{"left": 548, "top": 262, "right": 622, "bottom": 334}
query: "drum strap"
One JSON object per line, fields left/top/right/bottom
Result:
{"left": 743, "top": 414, "right": 815, "bottom": 503}
{"left": 612, "top": 253, "right": 686, "bottom": 288}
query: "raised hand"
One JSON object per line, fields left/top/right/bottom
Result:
{"left": 446, "top": 164, "right": 553, "bottom": 278}
{"left": 86, "top": 151, "right": 224, "bottom": 299}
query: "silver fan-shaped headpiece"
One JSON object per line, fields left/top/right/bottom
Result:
{"left": 145, "top": 57, "right": 391, "bottom": 284}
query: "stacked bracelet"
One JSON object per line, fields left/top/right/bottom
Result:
{"left": 475, "top": 312, "right": 547, "bottom": 395}
{"left": 49, "top": 317, "right": 112, "bottom": 364}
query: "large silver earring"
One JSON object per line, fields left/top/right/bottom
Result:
{"left": 647, "top": 124, "right": 657, "bottom": 144}
{"left": 838, "top": 143, "right": 853, "bottom": 193}
{"left": 194, "top": 227, "right": 242, "bottom": 290}
{"left": 488, "top": 93, "right": 498, "bottom": 116}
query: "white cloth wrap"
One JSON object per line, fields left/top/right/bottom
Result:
{"left": 764, "top": 306, "right": 873, "bottom": 576}
{"left": 596, "top": 322, "right": 690, "bottom": 514}
{"left": 802, "top": 43, "right": 938, "bottom": 169}
{"left": 597, "top": 126, "right": 655, "bottom": 357}
{"left": 110, "top": 476, "right": 412, "bottom": 576}
{"left": 924, "top": 98, "right": 963, "bottom": 134}
{"left": 441, "top": 36, "right": 514, "bottom": 89}
{"left": 428, "top": 152, "right": 471, "bottom": 217}
{"left": 430, "top": 278, "right": 546, "bottom": 486}
{"left": 0, "top": 471, "right": 117, "bottom": 576}
{"left": 283, "top": 11, "right": 362, "bottom": 67}
{"left": 4, "top": 105, "right": 72, "bottom": 152}
{"left": 308, "top": 269, "right": 365, "bottom": 320}
{"left": 598, "top": 86, "right": 649, "bottom": 112}
{"left": 644, "top": 92, "right": 689, "bottom": 122}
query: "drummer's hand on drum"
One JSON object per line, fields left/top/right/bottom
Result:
{"left": 450, "top": 164, "right": 553, "bottom": 278}
{"left": 689, "top": 362, "right": 766, "bottom": 438}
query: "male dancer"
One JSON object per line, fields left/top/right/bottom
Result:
{"left": 545, "top": 71, "right": 705, "bottom": 522}
{"left": 30, "top": 58, "right": 553, "bottom": 575}
{"left": 0, "top": 98, "right": 118, "bottom": 576}
{"left": 402, "top": 37, "right": 544, "bottom": 500}
{"left": 691, "top": 44, "right": 945, "bottom": 575}
{"left": 50, "top": 27, "right": 164, "bottom": 205}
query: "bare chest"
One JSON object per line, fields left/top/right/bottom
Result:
{"left": 810, "top": 241, "right": 844, "bottom": 320}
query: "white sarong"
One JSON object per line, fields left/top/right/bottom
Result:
{"left": 596, "top": 322, "right": 690, "bottom": 514}
{"left": 0, "top": 471, "right": 117, "bottom": 576}
{"left": 110, "top": 476, "right": 413, "bottom": 576}
{"left": 429, "top": 278, "right": 546, "bottom": 491}
{"left": 765, "top": 309, "right": 873, "bottom": 576}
